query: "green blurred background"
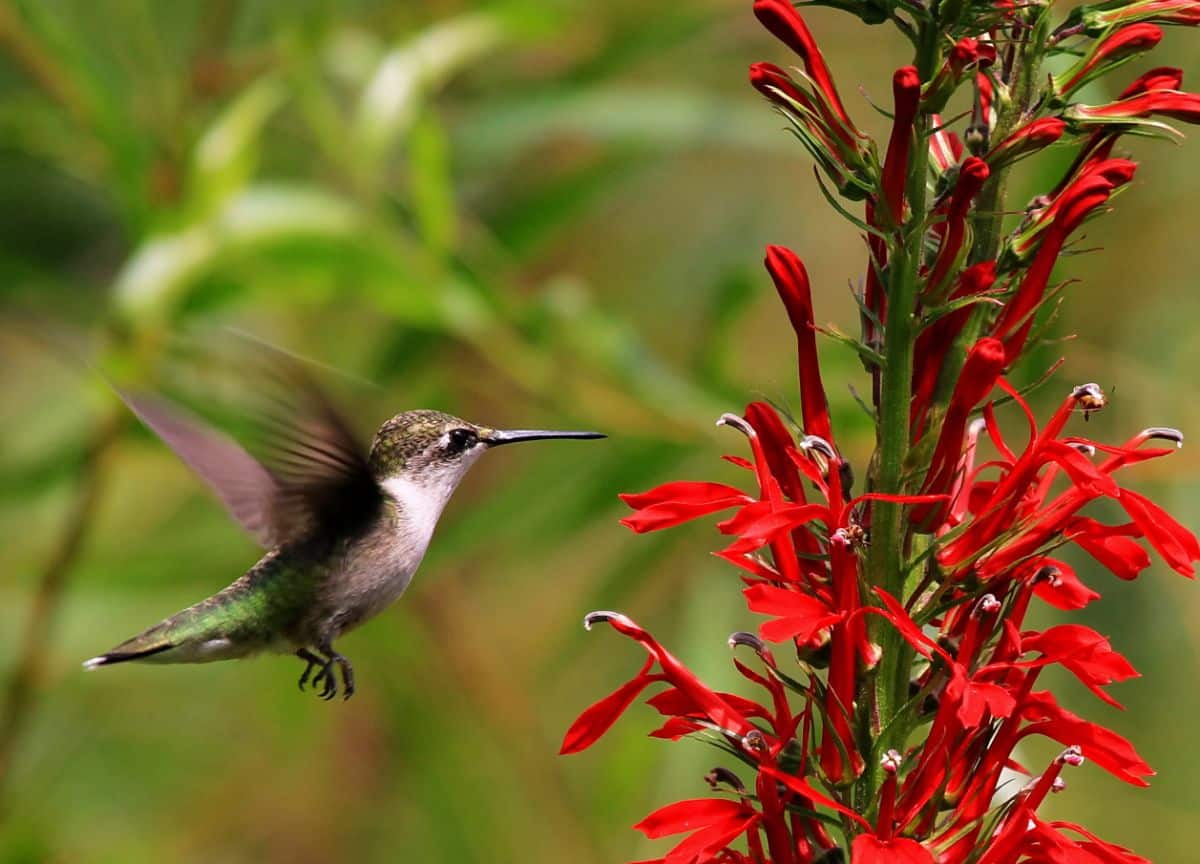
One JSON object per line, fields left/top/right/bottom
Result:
{"left": 0, "top": 2, "right": 1197, "bottom": 861}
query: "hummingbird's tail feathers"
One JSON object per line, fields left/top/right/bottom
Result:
{"left": 83, "top": 642, "right": 174, "bottom": 669}
{"left": 82, "top": 620, "right": 180, "bottom": 670}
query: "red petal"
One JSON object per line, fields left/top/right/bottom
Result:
{"left": 764, "top": 245, "right": 833, "bottom": 442}
{"left": 633, "top": 798, "right": 749, "bottom": 838}
{"left": 560, "top": 661, "right": 657, "bottom": 754}
{"left": 1118, "top": 488, "right": 1200, "bottom": 577}
{"left": 851, "top": 834, "right": 935, "bottom": 864}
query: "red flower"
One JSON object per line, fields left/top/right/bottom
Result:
{"left": 881, "top": 67, "right": 922, "bottom": 225}
{"left": 1083, "top": 0, "right": 1200, "bottom": 30}
{"left": 986, "top": 117, "right": 1067, "bottom": 169}
{"left": 564, "top": 4, "right": 1200, "bottom": 862}
{"left": 752, "top": 0, "right": 860, "bottom": 142}
{"left": 764, "top": 246, "right": 832, "bottom": 442}
{"left": 1054, "top": 24, "right": 1164, "bottom": 97}
{"left": 634, "top": 798, "right": 761, "bottom": 864}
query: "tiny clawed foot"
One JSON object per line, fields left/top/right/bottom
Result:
{"left": 296, "top": 648, "right": 323, "bottom": 693}
{"left": 296, "top": 646, "right": 355, "bottom": 701}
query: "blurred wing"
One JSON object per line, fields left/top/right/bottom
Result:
{"left": 117, "top": 337, "right": 382, "bottom": 548}
{"left": 119, "top": 391, "right": 283, "bottom": 547}
{"left": 249, "top": 349, "right": 382, "bottom": 543}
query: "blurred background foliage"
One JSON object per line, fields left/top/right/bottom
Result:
{"left": 0, "top": 1, "right": 1197, "bottom": 862}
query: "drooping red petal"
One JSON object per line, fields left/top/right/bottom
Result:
{"left": 634, "top": 798, "right": 752, "bottom": 838}
{"left": 1117, "top": 487, "right": 1200, "bottom": 577}
{"left": 851, "top": 833, "right": 935, "bottom": 864}
{"left": 1020, "top": 690, "right": 1154, "bottom": 786}
{"left": 744, "top": 584, "right": 844, "bottom": 643}
{"left": 560, "top": 659, "right": 659, "bottom": 754}
{"left": 585, "top": 612, "right": 757, "bottom": 738}
{"left": 758, "top": 765, "right": 871, "bottom": 829}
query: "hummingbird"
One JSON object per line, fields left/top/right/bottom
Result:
{"left": 83, "top": 348, "right": 604, "bottom": 700}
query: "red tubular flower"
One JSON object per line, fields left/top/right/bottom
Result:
{"left": 924, "top": 37, "right": 996, "bottom": 112}
{"left": 1054, "top": 24, "right": 1164, "bottom": 97}
{"left": 634, "top": 797, "right": 764, "bottom": 864}
{"left": 750, "top": 61, "right": 869, "bottom": 194}
{"left": 912, "top": 337, "right": 1007, "bottom": 527}
{"left": 926, "top": 156, "right": 990, "bottom": 298}
{"left": 752, "top": 0, "right": 860, "bottom": 142}
{"left": 1067, "top": 88, "right": 1200, "bottom": 126}
{"left": 1084, "top": 0, "right": 1200, "bottom": 30}
{"left": 1121, "top": 65, "right": 1184, "bottom": 97}
{"left": 881, "top": 66, "right": 922, "bottom": 225}
{"left": 996, "top": 159, "right": 1135, "bottom": 358}
{"left": 560, "top": 611, "right": 758, "bottom": 754}
{"left": 986, "top": 117, "right": 1067, "bottom": 170}
{"left": 764, "top": 246, "right": 833, "bottom": 442}
{"left": 973, "top": 71, "right": 997, "bottom": 135}
{"left": 928, "top": 115, "right": 965, "bottom": 175}
{"left": 911, "top": 261, "right": 998, "bottom": 436}
{"left": 566, "top": 3, "right": 1200, "bottom": 861}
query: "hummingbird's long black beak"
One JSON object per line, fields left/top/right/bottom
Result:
{"left": 483, "top": 428, "right": 606, "bottom": 447}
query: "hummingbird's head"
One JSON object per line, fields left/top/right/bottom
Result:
{"left": 369, "top": 410, "right": 604, "bottom": 495}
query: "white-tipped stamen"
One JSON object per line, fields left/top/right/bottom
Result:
{"left": 716, "top": 413, "right": 755, "bottom": 437}
{"left": 1141, "top": 426, "right": 1184, "bottom": 448}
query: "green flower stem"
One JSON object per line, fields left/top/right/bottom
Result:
{"left": 862, "top": 25, "right": 940, "bottom": 812}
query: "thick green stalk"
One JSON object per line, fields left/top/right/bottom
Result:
{"left": 862, "top": 25, "right": 940, "bottom": 808}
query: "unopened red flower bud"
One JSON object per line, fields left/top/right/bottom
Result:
{"left": 1055, "top": 24, "right": 1163, "bottom": 98}
{"left": 987, "top": 117, "right": 1067, "bottom": 170}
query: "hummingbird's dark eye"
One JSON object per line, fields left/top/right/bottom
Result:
{"left": 445, "top": 428, "right": 477, "bottom": 454}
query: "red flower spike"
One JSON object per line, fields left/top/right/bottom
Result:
{"left": 568, "top": 3, "right": 1200, "bottom": 860}
{"left": 764, "top": 246, "right": 833, "bottom": 441}
{"left": 881, "top": 66, "right": 922, "bottom": 225}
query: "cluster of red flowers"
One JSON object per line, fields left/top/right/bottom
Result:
{"left": 563, "top": 1, "right": 1199, "bottom": 862}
